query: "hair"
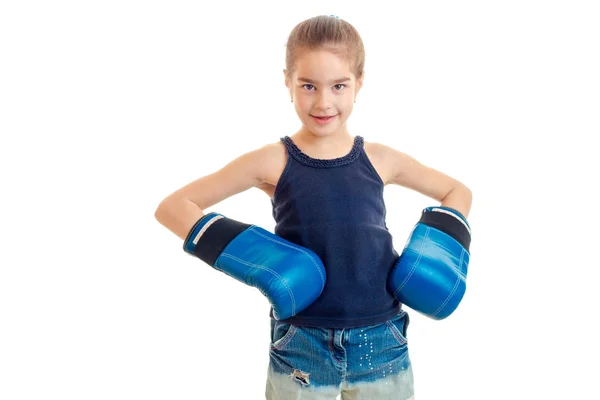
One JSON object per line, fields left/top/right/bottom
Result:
{"left": 284, "top": 15, "right": 365, "bottom": 82}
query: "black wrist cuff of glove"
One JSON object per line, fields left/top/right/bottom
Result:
{"left": 419, "top": 209, "right": 471, "bottom": 252}
{"left": 183, "top": 213, "right": 251, "bottom": 265}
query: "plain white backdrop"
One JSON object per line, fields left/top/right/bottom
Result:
{"left": 1, "top": 1, "right": 599, "bottom": 399}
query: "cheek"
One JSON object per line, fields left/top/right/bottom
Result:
{"left": 295, "top": 99, "right": 311, "bottom": 110}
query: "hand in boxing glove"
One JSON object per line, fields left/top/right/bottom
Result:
{"left": 388, "top": 206, "right": 471, "bottom": 320}
{"left": 183, "top": 212, "right": 326, "bottom": 320}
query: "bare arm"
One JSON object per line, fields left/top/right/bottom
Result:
{"left": 154, "top": 198, "right": 206, "bottom": 241}
{"left": 440, "top": 185, "right": 472, "bottom": 219}
{"left": 154, "top": 145, "right": 269, "bottom": 240}
{"left": 381, "top": 144, "right": 472, "bottom": 218}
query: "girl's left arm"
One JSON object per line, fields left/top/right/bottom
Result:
{"left": 379, "top": 144, "right": 472, "bottom": 218}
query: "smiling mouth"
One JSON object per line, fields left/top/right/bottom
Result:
{"left": 312, "top": 114, "right": 337, "bottom": 118}
{"left": 311, "top": 114, "right": 338, "bottom": 124}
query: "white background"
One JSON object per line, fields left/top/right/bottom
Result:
{"left": 1, "top": 1, "right": 599, "bottom": 399}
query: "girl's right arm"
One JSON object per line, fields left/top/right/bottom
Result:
{"left": 153, "top": 144, "right": 327, "bottom": 320}
{"left": 154, "top": 145, "right": 270, "bottom": 240}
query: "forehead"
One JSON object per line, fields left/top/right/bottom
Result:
{"left": 293, "top": 49, "right": 354, "bottom": 82}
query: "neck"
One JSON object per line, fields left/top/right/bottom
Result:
{"left": 291, "top": 130, "right": 356, "bottom": 159}
{"left": 294, "top": 127, "right": 352, "bottom": 146}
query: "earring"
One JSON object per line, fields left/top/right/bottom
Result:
{"left": 291, "top": 98, "right": 293, "bottom": 103}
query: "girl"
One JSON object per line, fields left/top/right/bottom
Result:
{"left": 155, "top": 14, "right": 472, "bottom": 400}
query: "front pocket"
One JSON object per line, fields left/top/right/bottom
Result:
{"left": 270, "top": 320, "right": 298, "bottom": 351}
{"left": 385, "top": 311, "right": 409, "bottom": 346}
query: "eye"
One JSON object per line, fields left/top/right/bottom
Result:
{"left": 302, "top": 84, "right": 347, "bottom": 91}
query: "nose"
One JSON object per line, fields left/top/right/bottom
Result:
{"left": 314, "top": 90, "right": 334, "bottom": 110}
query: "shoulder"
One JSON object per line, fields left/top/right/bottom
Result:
{"left": 364, "top": 141, "right": 416, "bottom": 172}
{"left": 248, "top": 139, "right": 288, "bottom": 183}
{"left": 363, "top": 140, "right": 403, "bottom": 157}
{"left": 363, "top": 139, "right": 430, "bottom": 184}
{"left": 362, "top": 140, "right": 400, "bottom": 184}
{"left": 362, "top": 139, "right": 392, "bottom": 169}
{"left": 362, "top": 140, "right": 388, "bottom": 158}
{"left": 259, "top": 139, "right": 288, "bottom": 165}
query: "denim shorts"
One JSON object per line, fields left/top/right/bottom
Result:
{"left": 266, "top": 310, "right": 414, "bottom": 400}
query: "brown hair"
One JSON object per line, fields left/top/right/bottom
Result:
{"left": 284, "top": 15, "right": 365, "bottom": 81}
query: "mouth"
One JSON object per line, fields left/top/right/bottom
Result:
{"left": 311, "top": 114, "right": 338, "bottom": 124}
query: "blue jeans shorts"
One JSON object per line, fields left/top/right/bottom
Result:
{"left": 266, "top": 310, "right": 414, "bottom": 400}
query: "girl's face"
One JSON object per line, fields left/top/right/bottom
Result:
{"left": 285, "top": 48, "right": 363, "bottom": 138}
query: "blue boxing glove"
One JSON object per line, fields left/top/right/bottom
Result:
{"left": 388, "top": 206, "right": 471, "bottom": 320}
{"left": 183, "top": 212, "right": 326, "bottom": 320}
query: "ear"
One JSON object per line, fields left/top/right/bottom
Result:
{"left": 355, "top": 76, "right": 364, "bottom": 97}
{"left": 283, "top": 69, "right": 289, "bottom": 89}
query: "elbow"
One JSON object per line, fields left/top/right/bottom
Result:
{"left": 440, "top": 184, "right": 472, "bottom": 219}
{"left": 154, "top": 204, "right": 163, "bottom": 222}
{"left": 154, "top": 198, "right": 175, "bottom": 223}
{"left": 459, "top": 184, "right": 473, "bottom": 217}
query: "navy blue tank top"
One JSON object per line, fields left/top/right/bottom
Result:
{"left": 269, "top": 135, "right": 402, "bottom": 328}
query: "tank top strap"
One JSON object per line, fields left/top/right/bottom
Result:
{"left": 280, "top": 135, "right": 364, "bottom": 168}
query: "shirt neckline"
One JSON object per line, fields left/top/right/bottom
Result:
{"left": 281, "top": 135, "right": 364, "bottom": 168}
